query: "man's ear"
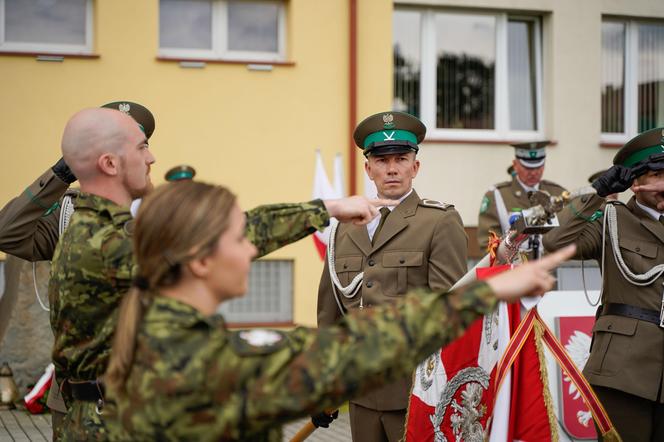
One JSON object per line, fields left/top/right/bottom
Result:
{"left": 97, "top": 153, "right": 119, "bottom": 177}
{"left": 364, "top": 159, "right": 373, "bottom": 180}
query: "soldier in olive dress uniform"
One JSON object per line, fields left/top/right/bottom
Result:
{"left": 316, "top": 111, "right": 468, "bottom": 442}
{"left": 478, "top": 141, "right": 566, "bottom": 258}
{"left": 543, "top": 128, "right": 664, "bottom": 441}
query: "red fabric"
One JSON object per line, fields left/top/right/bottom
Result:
{"left": 476, "top": 264, "right": 512, "bottom": 280}
{"left": 312, "top": 234, "right": 326, "bottom": 260}
{"left": 406, "top": 317, "right": 497, "bottom": 442}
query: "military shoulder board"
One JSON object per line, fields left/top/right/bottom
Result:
{"left": 420, "top": 199, "right": 453, "bottom": 210}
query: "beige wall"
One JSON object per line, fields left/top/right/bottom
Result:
{"left": 0, "top": 0, "right": 393, "bottom": 327}
{"left": 398, "top": 0, "right": 664, "bottom": 228}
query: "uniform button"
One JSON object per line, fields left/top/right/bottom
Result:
{"left": 399, "top": 258, "right": 405, "bottom": 264}
{"left": 39, "top": 180, "right": 45, "bottom": 187}
{"left": 366, "top": 281, "right": 373, "bottom": 288}
{"left": 635, "top": 247, "right": 640, "bottom": 252}
{"left": 607, "top": 324, "right": 612, "bottom": 330}
{"left": 368, "top": 259, "right": 375, "bottom": 266}
{"left": 343, "top": 263, "right": 348, "bottom": 269}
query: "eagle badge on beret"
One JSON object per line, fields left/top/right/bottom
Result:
{"left": 118, "top": 103, "right": 131, "bottom": 114}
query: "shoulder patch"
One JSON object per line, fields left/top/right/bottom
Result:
{"left": 480, "top": 195, "right": 491, "bottom": 214}
{"left": 229, "top": 329, "right": 287, "bottom": 356}
{"left": 419, "top": 199, "right": 453, "bottom": 210}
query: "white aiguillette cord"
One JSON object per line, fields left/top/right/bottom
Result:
{"left": 326, "top": 222, "right": 364, "bottom": 316}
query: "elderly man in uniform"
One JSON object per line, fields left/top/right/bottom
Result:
{"left": 543, "top": 128, "right": 664, "bottom": 441}
{"left": 316, "top": 111, "right": 468, "bottom": 442}
{"left": 478, "top": 141, "right": 566, "bottom": 258}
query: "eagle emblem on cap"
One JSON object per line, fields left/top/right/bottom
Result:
{"left": 118, "top": 103, "right": 131, "bottom": 114}
{"left": 383, "top": 113, "right": 395, "bottom": 129}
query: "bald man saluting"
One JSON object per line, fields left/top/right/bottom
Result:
{"left": 46, "top": 108, "right": 392, "bottom": 440}
{"left": 48, "top": 108, "right": 154, "bottom": 440}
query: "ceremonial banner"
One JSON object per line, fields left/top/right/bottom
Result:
{"left": 556, "top": 316, "right": 596, "bottom": 439}
{"left": 311, "top": 151, "right": 343, "bottom": 259}
{"left": 406, "top": 265, "right": 514, "bottom": 441}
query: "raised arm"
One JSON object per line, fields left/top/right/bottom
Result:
{"left": 0, "top": 167, "right": 70, "bottom": 261}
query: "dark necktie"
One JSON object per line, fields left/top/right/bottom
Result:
{"left": 372, "top": 207, "right": 391, "bottom": 245}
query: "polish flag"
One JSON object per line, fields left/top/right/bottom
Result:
{"left": 312, "top": 151, "right": 343, "bottom": 260}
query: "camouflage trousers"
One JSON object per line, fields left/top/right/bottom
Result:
{"left": 57, "top": 400, "right": 108, "bottom": 441}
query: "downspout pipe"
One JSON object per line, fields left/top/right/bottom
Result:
{"left": 348, "top": 0, "right": 357, "bottom": 195}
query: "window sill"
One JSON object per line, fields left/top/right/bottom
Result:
{"left": 0, "top": 50, "right": 99, "bottom": 59}
{"left": 157, "top": 56, "right": 295, "bottom": 67}
{"left": 423, "top": 138, "right": 558, "bottom": 146}
{"left": 599, "top": 142, "right": 623, "bottom": 148}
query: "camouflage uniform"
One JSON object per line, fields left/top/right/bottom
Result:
{"left": 103, "top": 281, "right": 496, "bottom": 441}
{"left": 48, "top": 192, "right": 331, "bottom": 441}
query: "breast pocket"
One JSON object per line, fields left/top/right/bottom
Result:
{"left": 382, "top": 251, "right": 424, "bottom": 295}
{"left": 618, "top": 238, "right": 658, "bottom": 273}
{"left": 585, "top": 315, "right": 637, "bottom": 377}
{"left": 334, "top": 255, "right": 363, "bottom": 286}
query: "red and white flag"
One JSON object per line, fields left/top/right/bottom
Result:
{"left": 311, "top": 151, "right": 344, "bottom": 259}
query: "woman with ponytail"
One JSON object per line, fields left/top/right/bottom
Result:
{"left": 104, "top": 180, "right": 575, "bottom": 441}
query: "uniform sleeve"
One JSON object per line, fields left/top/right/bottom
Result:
{"left": 316, "top": 252, "right": 343, "bottom": 326}
{"left": 477, "top": 190, "right": 501, "bottom": 251}
{"left": 222, "top": 281, "right": 497, "bottom": 436}
{"left": 429, "top": 209, "right": 468, "bottom": 291}
{"left": 0, "top": 168, "right": 67, "bottom": 261}
{"left": 244, "top": 199, "right": 330, "bottom": 258}
{"left": 542, "top": 193, "right": 604, "bottom": 260}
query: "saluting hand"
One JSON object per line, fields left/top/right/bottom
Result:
{"left": 487, "top": 245, "right": 576, "bottom": 302}
{"left": 323, "top": 196, "right": 397, "bottom": 225}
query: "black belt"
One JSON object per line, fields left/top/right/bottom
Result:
{"left": 602, "top": 303, "right": 662, "bottom": 327}
{"left": 67, "top": 380, "right": 105, "bottom": 402}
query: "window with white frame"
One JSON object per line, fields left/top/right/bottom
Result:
{"left": 159, "top": 0, "right": 285, "bottom": 62}
{"left": 218, "top": 260, "right": 293, "bottom": 324}
{"left": 601, "top": 19, "right": 664, "bottom": 143}
{"left": 0, "top": 0, "right": 93, "bottom": 54}
{"left": 393, "top": 8, "right": 543, "bottom": 141}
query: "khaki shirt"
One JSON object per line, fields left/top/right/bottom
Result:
{"left": 317, "top": 190, "right": 468, "bottom": 410}
{"left": 543, "top": 194, "right": 664, "bottom": 403}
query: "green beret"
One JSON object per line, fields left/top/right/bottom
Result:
{"left": 353, "top": 111, "right": 426, "bottom": 157}
{"left": 101, "top": 101, "right": 156, "bottom": 139}
{"left": 613, "top": 127, "right": 664, "bottom": 167}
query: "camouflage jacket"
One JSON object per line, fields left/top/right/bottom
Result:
{"left": 104, "top": 281, "right": 496, "bottom": 441}
{"left": 49, "top": 193, "right": 330, "bottom": 385}
{"left": 0, "top": 166, "right": 331, "bottom": 262}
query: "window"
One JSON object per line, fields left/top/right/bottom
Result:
{"left": 218, "top": 260, "right": 293, "bottom": 324}
{"left": 393, "top": 9, "right": 543, "bottom": 141}
{"left": 0, "top": 0, "right": 92, "bottom": 54}
{"left": 159, "top": 0, "right": 285, "bottom": 62}
{"left": 601, "top": 19, "right": 664, "bottom": 143}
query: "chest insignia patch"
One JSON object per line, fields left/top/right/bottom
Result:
{"left": 480, "top": 196, "right": 490, "bottom": 214}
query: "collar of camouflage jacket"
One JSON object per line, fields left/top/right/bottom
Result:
{"left": 75, "top": 192, "right": 132, "bottom": 226}
{"left": 147, "top": 295, "right": 227, "bottom": 331}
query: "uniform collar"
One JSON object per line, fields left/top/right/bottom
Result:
{"left": 516, "top": 176, "right": 540, "bottom": 193}
{"left": 147, "top": 295, "right": 227, "bottom": 330}
{"left": 75, "top": 192, "right": 132, "bottom": 226}
{"left": 381, "top": 188, "right": 414, "bottom": 212}
{"left": 634, "top": 199, "right": 664, "bottom": 221}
